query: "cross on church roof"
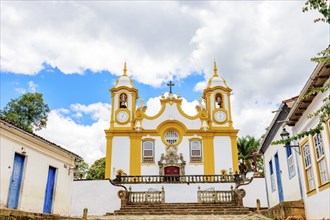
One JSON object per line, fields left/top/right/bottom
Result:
{"left": 167, "top": 81, "right": 175, "bottom": 94}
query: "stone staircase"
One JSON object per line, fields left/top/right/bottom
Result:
{"left": 108, "top": 203, "right": 252, "bottom": 216}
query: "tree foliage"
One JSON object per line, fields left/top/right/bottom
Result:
{"left": 0, "top": 92, "right": 50, "bottom": 132}
{"left": 86, "top": 157, "right": 106, "bottom": 180}
{"left": 237, "top": 136, "right": 263, "bottom": 176}
{"left": 303, "top": 0, "right": 330, "bottom": 23}
{"left": 74, "top": 161, "right": 89, "bottom": 180}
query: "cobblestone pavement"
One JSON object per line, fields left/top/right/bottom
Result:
{"left": 87, "top": 214, "right": 271, "bottom": 220}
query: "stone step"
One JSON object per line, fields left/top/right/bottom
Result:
{"left": 119, "top": 207, "right": 250, "bottom": 212}
{"left": 111, "top": 210, "right": 252, "bottom": 215}
{"left": 122, "top": 203, "right": 238, "bottom": 208}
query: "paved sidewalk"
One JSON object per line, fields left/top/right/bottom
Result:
{"left": 87, "top": 213, "right": 271, "bottom": 220}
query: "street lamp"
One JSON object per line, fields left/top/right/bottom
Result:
{"left": 280, "top": 128, "right": 300, "bottom": 154}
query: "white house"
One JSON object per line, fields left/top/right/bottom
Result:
{"left": 259, "top": 61, "right": 330, "bottom": 219}
{"left": 0, "top": 118, "right": 82, "bottom": 216}
{"left": 259, "top": 97, "right": 304, "bottom": 208}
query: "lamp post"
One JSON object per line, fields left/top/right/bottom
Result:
{"left": 280, "top": 128, "right": 300, "bottom": 154}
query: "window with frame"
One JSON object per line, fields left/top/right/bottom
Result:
{"left": 302, "top": 143, "right": 315, "bottom": 191}
{"left": 269, "top": 160, "right": 276, "bottom": 192}
{"left": 164, "top": 131, "right": 179, "bottom": 145}
{"left": 190, "top": 140, "right": 202, "bottom": 162}
{"left": 142, "top": 141, "right": 154, "bottom": 163}
{"left": 286, "top": 145, "right": 296, "bottom": 179}
{"left": 313, "top": 133, "right": 329, "bottom": 185}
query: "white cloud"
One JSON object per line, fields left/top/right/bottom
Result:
{"left": 36, "top": 103, "right": 111, "bottom": 165}
{"left": 14, "top": 81, "right": 38, "bottom": 94}
{"left": 28, "top": 81, "right": 37, "bottom": 92}
{"left": 15, "top": 88, "right": 26, "bottom": 94}
{"left": 145, "top": 93, "right": 198, "bottom": 117}
{"left": 194, "top": 81, "right": 207, "bottom": 92}
{"left": 2, "top": 1, "right": 328, "bottom": 139}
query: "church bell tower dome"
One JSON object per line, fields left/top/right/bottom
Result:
{"left": 207, "top": 61, "right": 229, "bottom": 89}
{"left": 115, "top": 62, "right": 133, "bottom": 88}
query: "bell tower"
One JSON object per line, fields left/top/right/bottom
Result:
{"left": 110, "top": 63, "right": 138, "bottom": 130}
{"left": 203, "top": 61, "right": 233, "bottom": 129}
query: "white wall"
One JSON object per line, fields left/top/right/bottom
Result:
{"left": 0, "top": 128, "right": 75, "bottom": 216}
{"left": 214, "top": 136, "right": 233, "bottom": 174}
{"left": 142, "top": 103, "right": 201, "bottom": 130}
{"left": 291, "top": 81, "right": 330, "bottom": 220}
{"left": 238, "top": 177, "right": 268, "bottom": 208}
{"left": 71, "top": 180, "right": 119, "bottom": 217}
{"left": 262, "top": 126, "right": 302, "bottom": 208}
{"left": 111, "top": 136, "right": 130, "bottom": 178}
{"left": 71, "top": 180, "right": 265, "bottom": 217}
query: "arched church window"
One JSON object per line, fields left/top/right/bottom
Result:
{"left": 190, "top": 140, "right": 202, "bottom": 162}
{"left": 142, "top": 141, "right": 154, "bottom": 163}
{"left": 215, "top": 94, "right": 223, "bottom": 108}
{"left": 119, "top": 93, "right": 127, "bottom": 108}
{"left": 164, "top": 131, "right": 179, "bottom": 145}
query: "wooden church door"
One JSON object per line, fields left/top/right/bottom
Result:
{"left": 164, "top": 166, "right": 180, "bottom": 176}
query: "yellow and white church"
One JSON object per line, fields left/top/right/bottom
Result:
{"left": 105, "top": 62, "right": 239, "bottom": 179}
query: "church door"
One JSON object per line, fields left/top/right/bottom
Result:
{"left": 165, "top": 166, "right": 180, "bottom": 175}
{"left": 164, "top": 166, "right": 180, "bottom": 182}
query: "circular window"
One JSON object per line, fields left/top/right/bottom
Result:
{"left": 164, "top": 130, "right": 179, "bottom": 145}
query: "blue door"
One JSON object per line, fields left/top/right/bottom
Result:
{"left": 43, "top": 166, "right": 56, "bottom": 213}
{"left": 274, "top": 153, "right": 284, "bottom": 202}
{"left": 7, "top": 153, "right": 25, "bottom": 209}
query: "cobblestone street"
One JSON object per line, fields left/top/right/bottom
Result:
{"left": 87, "top": 214, "right": 271, "bottom": 220}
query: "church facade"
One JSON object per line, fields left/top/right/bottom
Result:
{"left": 105, "top": 62, "right": 239, "bottom": 179}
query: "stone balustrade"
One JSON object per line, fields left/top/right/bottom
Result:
{"left": 126, "top": 187, "right": 165, "bottom": 204}
{"left": 113, "top": 174, "right": 243, "bottom": 184}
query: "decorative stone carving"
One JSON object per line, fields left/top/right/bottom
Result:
{"left": 158, "top": 145, "right": 186, "bottom": 176}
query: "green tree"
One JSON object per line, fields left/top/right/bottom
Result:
{"left": 86, "top": 157, "right": 106, "bottom": 180}
{"left": 0, "top": 92, "right": 50, "bottom": 132}
{"left": 237, "top": 136, "right": 263, "bottom": 176}
{"left": 303, "top": 0, "right": 330, "bottom": 23}
{"left": 74, "top": 161, "right": 89, "bottom": 180}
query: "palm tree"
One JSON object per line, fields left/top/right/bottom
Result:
{"left": 237, "top": 136, "right": 262, "bottom": 177}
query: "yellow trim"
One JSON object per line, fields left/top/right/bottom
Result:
{"left": 129, "top": 134, "right": 141, "bottom": 175}
{"left": 212, "top": 109, "right": 228, "bottom": 124}
{"left": 319, "top": 181, "right": 330, "bottom": 192}
{"left": 306, "top": 189, "right": 317, "bottom": 197}
{"left": 138, "top": 97, "right": 203, "bottom": 121}
{"left": 300, "top": 138, "right": 316, "bottom": 193}
{"left": 123, "top": 62, "right": 127, "bottom": 76}
{"left": 311, "top": 133, "right": 329, "bottom": 188}
{"left": 105, "top": 134, "right": 113, "bottom": 179}
{"left": 230, "top": 134, "right": 239, "bottom": 173}
{"left": 115, "top": 108, "right": 131, "bottom": 124}
{"left": 189, "top": 162, "right": 204, "bottom": 165}
{"left": 326, "top": 118, "right": 330, "bottom": 150}
{"left": 105, "top": 128, "right": 238, "bottom": 136}
{"left": 188, "top": 137, "right": 202, "bottom": 141}
{"left": 227, "top": 91, "right": 233, "bottom": 127}
{"left": 202, "top": 135, "right": 214, "bottom": 175}
{"left": 157, "top": 120, "right": 187, "bottom": 147}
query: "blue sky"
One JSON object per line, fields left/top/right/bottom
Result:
{"left": 1, "top": 1, "right": 328, "bottom": 164}
{"left": 1, "top": 65, "right": 205, "bottom": 125}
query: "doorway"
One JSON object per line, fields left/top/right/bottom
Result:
{"left": 7, "top": 153, "right": 25, "bottom": 209}
{"left": 274, "top": 153, "right": 284, "bottom": 202}
{"left": 43, "top": 166, "right": 57, "bottom": 213}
